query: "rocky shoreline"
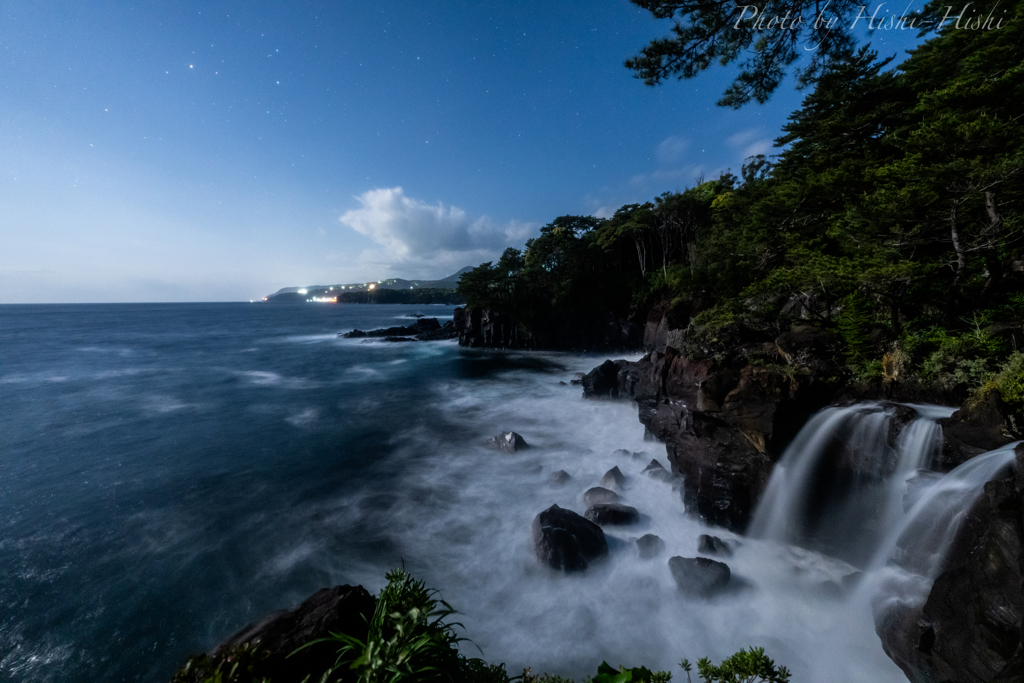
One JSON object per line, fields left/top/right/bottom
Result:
{"left": 176, "top": 306, "right": 1023, "bottom": 683}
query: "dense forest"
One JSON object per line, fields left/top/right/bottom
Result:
{"left": 458, "top": 0, "right": 1023, "bottom": 410}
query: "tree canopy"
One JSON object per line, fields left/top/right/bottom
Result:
{"left": 625, "top": 0, "right": 960, "bottom": 106}
{"left": 460, "top": 4, "right": 1024, "bottom": 396}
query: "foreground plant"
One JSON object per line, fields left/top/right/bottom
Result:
{"left": 308, "top": 567, "right": 506, "bottom": 683}
{"left": 680, "top": 647, "right": 791, "bottom": 683}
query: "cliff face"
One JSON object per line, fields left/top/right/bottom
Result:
{"left": 584, "top": 317, "right": 846, "bottom": 532}
{"left": 453, "top": 306, "right": 643, "bottom": 351}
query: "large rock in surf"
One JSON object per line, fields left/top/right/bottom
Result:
{"left": 487, "top": 431, "right": 529, "bottom": 453}
{"left": 173, "top": 585, "right": 374, "bottom": 683}
{"left": 668, "top": 556, "right": 731, "bottom": 598}
{"left": 636, "top": 534, "right": 665, "bottom": 559}
{"left": 531, "top": 504, "right": 608, "bottom": 572}
{"left": 697, "top": 534, "right": 732, "bottom": 557}
{"left": 585, "top": 503, "right": 640, "bottom": 526}
{"left": 600, "top": 466, "right": 626, "bottom": 490}
{"left": 875, "top": 443, "right": 1024, "bottom": 682}
{"left": 341, "top": 318, "right": 442, "bottom": 339}
{"left": 583, "top": 486, "right": 620, "bottom": 506}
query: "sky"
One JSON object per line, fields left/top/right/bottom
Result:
{"left": 0, "top": 1, "right": 927, "bottom": 303}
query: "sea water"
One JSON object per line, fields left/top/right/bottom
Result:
{"left": 2, "top": 303, "right": 909, "bottom": 682}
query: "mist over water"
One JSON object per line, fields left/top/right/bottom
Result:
{"left": 3, "top": 303, "right": 1006, "bottom": 683}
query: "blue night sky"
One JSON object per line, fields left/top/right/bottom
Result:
{"left": 1, "top": 1, "right": 925, "bottom": 303}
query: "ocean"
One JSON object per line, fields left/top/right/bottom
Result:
{"left": 0, "top": 303, "right": 906, "bottom": 682}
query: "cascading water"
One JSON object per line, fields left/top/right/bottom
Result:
{"left": 748, "top": 399, "right": 1020, "bottom": 655}
{"left": 748, "top": 402, "right": 954, "bottom": 565}
{"left": 865, "top": 441, "right": 1020, "bottom": 616}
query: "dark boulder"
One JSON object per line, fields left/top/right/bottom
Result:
{"left": 531, "top": 504, "right": 608, "bottom": 572}
{"left": 939, "top": 391, "right": 1021, "bottom": 470}
{"left": 642, "top": 459, "right": 672, "bottom": 482}
{"left": 174, "top": 585, "right": 375, "bottom": 683}
{"left": 584, "top": 486, "right": 620, "bottom": 506}
{"left": 487, "top": 431, "right": 529, "bottom": 453}
{"left": 342, "top": 318, "right": 442, "bottom": 339}
{"left": 697, "top": 534, "right": 733, "bottom": 558}
{"left": 583, "top": 360, "right": 628, "bottom": 399}
{"left": 549, "top": 470, "right": 571, "bottom": 486}
{"left": 668, "top": 556, "right": 732, "bottom": 598}
{"left": 585, "top": 503, "right": 640, "bottom": 526}
{"left": 600, "top": 466, "right": 626, "bottom": 490}
{"left": 876, "top": 443, "right": 1024, "bottom": 682}
{"left": 636, "top": 534, "right": 665, "bottom": 560}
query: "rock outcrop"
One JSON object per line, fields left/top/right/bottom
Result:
{"left": 668, "top": 556, "right": 732, "bottom": 598}
{"left": 487, "top": 431, "right": 529, "bottom": 453}
{"left": 531, "top": 504, "right": 608, "bottom": 572}
{"left": 454, "top": 306, "right": 641, "bottom": 351}
{"left": 173, "top": 585, "right": 375, "bottom": 683}
{"left": 341, "top": 317, "right": 443, "bottom": 339}
{"left": 584, "top": 503, "right": 640, "bottom": 526}
{"left": 583, "top": 486, "right": 620, "bottom": 506}
{"left": 583, "top": 323, "right": 843, "bottom": 532}
{"left": 876, "top": 443, "right": 1024, "bottom": 682}
{"left": 939, "top": 391, "right": 1023, "bottom": 471}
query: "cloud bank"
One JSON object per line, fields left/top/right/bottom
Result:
{"left": 339, "top": 187, "right": 534, "bottom": 278}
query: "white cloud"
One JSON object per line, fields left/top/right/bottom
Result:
{"left": 339, "top": 187, "right": 534, "bottom": 278}
{"left": 655, "top": 135, "right": 689, "bottom": 166}
{"left": 727, "top": 128, "right": 773, "bottom": 160}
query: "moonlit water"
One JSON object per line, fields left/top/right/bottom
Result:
{"left": 1, "top": 303, "right": 916, "bottom": 682}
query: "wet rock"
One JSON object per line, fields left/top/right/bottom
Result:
{"left": 487, "top": 431, "right": 529, "bottom": 453}
{"left": 697, "top": 534, "right": 733, "bottom": 558}
{"left": 584, "top": 486, "right": 620, "bottom": 506}
{"left": 558, "top": 381, "right": 568, "bottom": 386}
{"left": 342, "top": 318, "right": 441, "bottom": 339}
{"left": 583, "top": 360, "right": 628, "bottom": 399}
{"left": 179, "top": 584, "right": 375, "bottom": 683}
{"left": 531, "top": 504, "right": 608, "bottom": 572}
{"left": 612, "top": 448, "right": 632, "bottom": 457}
{"left": 549, "top": 470, "right": 571, "bottom": 486}
{"left": 600, "top": 466, "right": 626, "bottom": 490}
{"left": 876, "top": 444, "right": 1024, "bottom": 682}
{"left": 585, "top": 503, "right": 640, "bottom": 526}
{"left": 636, "top": 534, "right": 664, "bottom": 560}
{"left": 642, "top": 459, "right": 672, "bottom": 482}
{"left": 668, "top": 556, "right": 731, "bottom": 598}
{"left": 939, "top": 391, "right": 1021, "bottom": 470}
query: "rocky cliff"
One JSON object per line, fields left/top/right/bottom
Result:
{"left": 453, "top": 306, "right": 643, "bottom": 351}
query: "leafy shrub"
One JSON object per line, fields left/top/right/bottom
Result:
{"left": 313, "top": 567, "right": 505, "bottom": 683}
{"left": 680, "top": 647, "right": 791, "bottom": 683}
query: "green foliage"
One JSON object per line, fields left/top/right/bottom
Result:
{"left": 625, "top": 0, "right": 866, "bottom": 107}
{"left": 679, "top": 647, "right": 791, "bottom": 683}
{"left": 984, "top": 352, "right": 1024, "bottom": 410}
{"left": 458, "top": 0, "right": 1023, "bottom": 381}
{"left": 836, "top": 293, "right": 877, "bottom": 362}
{"left": 171, "top": 643, "right": 271, "bottom": 683}
{"left": 314, "top": 567, "right": 499, "bottom": 683}
{"left": 592, "top": 661, "right": 671, "bottom": 683}
{"left": 901, "top": 322, "right": 1002, "bottom": 391}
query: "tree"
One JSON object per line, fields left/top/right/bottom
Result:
{"left": 627, "top": 0, "right": 906, "bottom": 106}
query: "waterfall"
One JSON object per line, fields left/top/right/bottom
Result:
{"left": 865, "top": 442, "right": 1019, "bottom": 616}
{"left": 748, "top": 402, "right": 954, "bottom": 565}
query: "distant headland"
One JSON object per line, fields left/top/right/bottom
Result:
{"left": 262, "top": 266, "right": 471, "bottom": 304}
